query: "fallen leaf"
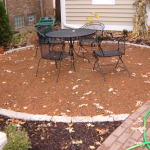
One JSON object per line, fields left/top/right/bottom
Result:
{"left": 86, "top": 123, "right": 95, "bottom": 127}
{"left": 135, "top": 101, "right": 143, "bottom": 107}
{"left": 83, "top": 91, "right": 92, "bottom": 95}
{"left": 23, "top": 106, "right": 28, "bottom": 109}
{"left": 131, "top": 126, "right": 146, "bottom": 133}
{"left": 104, "top": 110, "right": 113, "bottom": 114}
{"left": 136, "top": 63, "right": 142, "bottom": 65}
{"left": 146, "top": 119, "right": 150, "bottom": 123}
{"left": 72, "top": 140, "right": 82, "bottom": 144}
{"left": 80, "top": 96, "right": 85, "bottom": 99}
{"left": 132, "top": 73, "right": 136, "bottom": 77}
{"left": 43, "top": 105, "right": 46, "bottom": 108}
{"left": 89, "top": 145, "right": 95, "bottom": 149}
{"left": 132, "top": 122, "right": 137, "bottom": 125}
{"left": 93, "top": 103, "right": 104, "bottom": 109}
{"left": 79, "top": 104, "right": 88, "bottom": 107}
{"left": 96, "top": 128, "right": 109, "bottom": 135}
{"left": 95, "top": 141, "right": 101, "bottom": 145}
{"left": 66, "top": 123, "right": 73, "bottom": 127}
{"left": 66, "top": 127, "right": 75, "bottom": 133}
{"left": 76, "top": 79, "right": 81, "bottom": 82}
{"left": 141, "top": 74, "right": 148, "bottom": 78}
{"left": 108, "top": 88, "right": 113, "bottom": 92}
{"left": 68, "top": 71, "right": 73, "bottom": 74}
{"left": 72, "top": 85, "right": 79, "bottom": 90}
{"left": 144, "top": 81, "right": 150, "bottom": 83}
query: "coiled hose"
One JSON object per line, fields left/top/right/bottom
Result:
{"left": 126, "top": 110, "right": 150, "bottom": 150}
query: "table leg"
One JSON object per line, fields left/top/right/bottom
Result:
{"left": 69, "top": 38, "right": 90, "bottom": 63}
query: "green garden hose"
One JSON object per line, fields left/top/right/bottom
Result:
{"left": 126, "top": 110, "right": 150, "bottom": 150}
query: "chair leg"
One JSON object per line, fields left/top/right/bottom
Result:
{"left": 120, "top": 57, "right": 131, "bottom": 77}
{"left": 35, "top": 45, "right": 39, "bottom": 57}
{"left": 49, "top": 43, "right": 51, "bottom": 52}
{"left": 36, "top": 58, "right": 42, "bottom": 77}
{"left": 56, "top": 60, "right": 62, "bottom": 82}
{"left": 71, "top": 53, "right": 75, "bottom": 71}
{"left": 94, "top": 56, "right": 106, "bottom": 81}
{"left": 96, "top": 61, "right": 106, "bottom": 81}
{"left": 93, "top": 60, "right": 96, "bottom": 70}
{"left": 115, "top": 56, "right": 120, "bottom": 68}
{"left": 55, "top": 60, "right": 58, "bottom": 69}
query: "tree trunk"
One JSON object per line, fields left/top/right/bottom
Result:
{"left": 55, "top": 0, "right": 61, "bottom": 22}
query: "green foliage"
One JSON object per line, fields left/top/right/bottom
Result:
{"left": 123, "top": 29, "right": 128, "bottom": 36}
{"left": 0, "top": 1, "right": 13, "bottom": 46}
{"left": 54, "top": 20, "right": 61, "bottom": 26}
{"left": 3, "top": 123, "right": 32, "bottom": 150}
{"left": 12, "top": 33, "right": 28, "bottom": 45}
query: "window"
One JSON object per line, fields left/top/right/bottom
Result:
{"left": 92, "top": 0, "right": 115, "bottom": 5}
{"left": 14, "top": 15, "right": 24, "bottom": 29}
{"left": 28, "top": 13, "right": 36, "bottom": 25}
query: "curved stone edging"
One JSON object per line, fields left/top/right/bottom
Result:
{"left": 0, "top": 45, "right": 35, "bottom": 56}
{"left": 0, "top": 108, "right": 130, "bottom": 123}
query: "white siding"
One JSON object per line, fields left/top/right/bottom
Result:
{"left": 63, "top": 0, "right": 137, "bottom": 30}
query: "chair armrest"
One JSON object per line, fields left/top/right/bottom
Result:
{"left": 36, "top": 29, "right": 45, "bottom": 38}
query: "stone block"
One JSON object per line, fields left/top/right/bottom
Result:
{"left": 51, "top": 116, "right": 72, "bottom": 123}
{"left": 92, "top": 115, "right": 113, "bottom": 122}
{"left": 72, "top": 116, "right": 92, "bottom": 123}
{"left": 0, "top": 132, "right": 7, "bottom": 150}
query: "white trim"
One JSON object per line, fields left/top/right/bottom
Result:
{"left": 61, "top": 0, "right": 66, "bottom": 29}
{"left": 104, "top": 25, "right": 133, "bottom": 31}
{"left": 63, "top": 23, "right": 134, "bottom": 31}
{"left": 92, "top": 0, "right": 115, "bottom": 5}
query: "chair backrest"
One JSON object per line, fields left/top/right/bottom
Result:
{"left": 100, "top": 36, "right": 126, "bottom": 55}
{"left": 81, "top": 22, "right": 105, "bottom": 37}
{"left": 35, "top": 25, "right": 57, "bottom": 43}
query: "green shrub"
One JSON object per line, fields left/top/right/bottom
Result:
{"left": 3, "top": 123, "right": 32, "bottom": 150}
{"left": 122, "top": 29, "right": 128, "bottom": 36}
{"left": 0, "top": 1, "right": 13, "bottom": 46}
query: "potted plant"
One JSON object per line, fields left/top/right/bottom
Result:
{"left": 0, "top": 45, "right": 4, "bottom": 54}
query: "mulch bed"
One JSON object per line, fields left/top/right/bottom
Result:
{"left": 0, "top": 115, "right": 122, "bottom": 150}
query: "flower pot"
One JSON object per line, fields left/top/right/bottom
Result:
{"left": 0, "top": 47, "right": 4, "bottom": 54}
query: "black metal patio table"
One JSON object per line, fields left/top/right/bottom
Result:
{"left": 45, "top": 29, "right": 95, "bottom": 64}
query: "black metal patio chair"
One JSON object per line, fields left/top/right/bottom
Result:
{"left": 92, "top": 36, "right": 130, "bottom": 81}
{"left": 35, "top": 25, "right": 65, "bottom": 56}
{"left": 78, "top": 22, "right": 105, "bottom": 54}
{"left": 35, "top": 40, "right": 75, "bottom": 82}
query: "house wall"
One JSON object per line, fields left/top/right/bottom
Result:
{"left": 44, "top": 0, "right": 54, "bottom": 17}
{"left": 5, "top": 0, "right": 54, "bottom": 30}
{"left": 61, "top": 0, "right": 137, "bottom": 31}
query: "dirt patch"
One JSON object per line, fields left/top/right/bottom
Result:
{"left": 0, "top": 32, "right": 150, "bottom": 117}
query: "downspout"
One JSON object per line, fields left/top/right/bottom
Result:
{"left": 4, "top": 0, "right": 7, "bottom": 14}
{"left": 60, "top": 0, "right": 79, "bottom": 29}
{"left": 40, "top": 0, "right": 43, "bottom": 17}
